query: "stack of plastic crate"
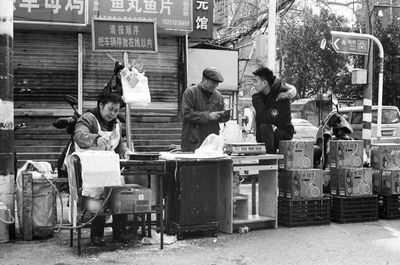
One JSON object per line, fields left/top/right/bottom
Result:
{"left": 278, "top": 140, "right": 330, "bottom": 227}
{"left": 372, "top": 143, "right": 400, "bottom": 220}
{"left": 329, "top": 140, "right": 378, "bottom": 223}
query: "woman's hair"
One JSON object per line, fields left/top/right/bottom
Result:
{"left": 97, "top": 93, "right": 123, "bottom": 109}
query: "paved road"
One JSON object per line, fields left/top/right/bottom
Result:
{"left": 1, "top": 219, "right": 400, "bottom": 265}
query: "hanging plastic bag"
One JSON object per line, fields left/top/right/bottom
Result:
{"left": 120, "top": 67, "right": 151, "bottom": 106}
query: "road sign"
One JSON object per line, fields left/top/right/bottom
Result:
{"left": 331, "top": 34, "right": 369, "bottom": 55}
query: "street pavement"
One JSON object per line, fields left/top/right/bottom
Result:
{"left": 1, "top": 219, "right": 400, "bottom": 265}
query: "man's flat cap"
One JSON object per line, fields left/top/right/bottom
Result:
{"left": 202, "top": 67, "right": 224, "bottom": 83}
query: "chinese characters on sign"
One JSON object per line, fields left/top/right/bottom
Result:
{"left": 189, "top": 0, "right": 214, "bottom": 40}
{"left": 14, "top": 0, "right": 86, "bottom": 24}
{"left": 90, "top": 0, "right": 193, "bottom": 34}
{"left": 332, "top": 34, "right": 369, "bottom": 55}
{"left": 92, "top": 18, "right": 157, "bottom": 53}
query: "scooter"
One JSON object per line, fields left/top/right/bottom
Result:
{"left": 314, "top": 93, "right": 354, "bottom": 170}
{"left": 53, "top": 95, "right": 81, "bottom": 179}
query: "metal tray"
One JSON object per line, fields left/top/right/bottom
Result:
{"left": 129, "top": 152, "right": 160, "bottom": 161}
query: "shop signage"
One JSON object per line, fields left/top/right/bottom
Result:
{"left": 89, "top": 0, "right": 193, "bottom": 34}
{"left": 332, "top": 34, "right": 369, "bottom": 55}
{"left": 14, "top": 0, "right": 87, "bottom": 25}
{"left": 189, "top": 0, "right": 214, "bottom": 40}
{"left": 92, "top": 18, "right": 157, "bottom": 53}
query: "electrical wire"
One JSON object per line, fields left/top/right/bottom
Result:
{"left": 58, "top": 188, "right": 113, "bottom": 230}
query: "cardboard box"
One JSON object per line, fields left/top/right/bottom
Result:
{"left": 331, "top": 168, "right": 372, "bottom": 196}
{"left": 279, "top": 140, "right": 314, "bottom": 170}
{"left": 330, "top": 140, "right": 364, "bottom": 169}
{"left": 351, "top": 68, "right": 367, "bottom": 84}
{"left": 371, "top": 144, "right": 400, "bottom": 170}
{"left": 107, "top": 184, "right": 151, "bottom": 214}
{"left": 279, "top": 169, "right": 323, "bottom": 200}
{"left": 373, "top": 169, "right": 400, "bottom": 194}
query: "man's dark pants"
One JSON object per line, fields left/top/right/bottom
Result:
{"left": 256, "top": 123, "right": 292, "bottom": 154}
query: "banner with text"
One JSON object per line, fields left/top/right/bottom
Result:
{"left": 92, "top": 18, "right": 157, "bottom": 53}
{"left": 189, "top": 0, "right": 214, "bottom": 40}
{"left": 14, "top": 0, "right": 87, "bottom": 24}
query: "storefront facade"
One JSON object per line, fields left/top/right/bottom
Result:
{"left": 13, "top": 0, "right": 192, "bottom": 166}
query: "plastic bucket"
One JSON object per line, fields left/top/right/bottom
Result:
{"left": 0, "top": 201, "right": 15, "bottom": 243}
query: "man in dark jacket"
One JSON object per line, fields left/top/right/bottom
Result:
{"left": 252, "top": 66, "right": 296, "bottom": 154}
{"left": 181, "top": 67, "right": 230, "bottom": 151}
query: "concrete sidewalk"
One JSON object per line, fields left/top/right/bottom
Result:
{"left": 1, "top": 219, "right": 400, "bottom": 265}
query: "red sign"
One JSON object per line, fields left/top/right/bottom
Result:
{"left": 189, "top": 0, "right": 214, "bottom": 40}
{"left": 14, "top": 0, "right": 87, "bottom": 24}
{"left": 92, "top": 18, "right": 157, "bottom": 53}
{"left": 89, "top": 0, "right": 193, "bottom": 35}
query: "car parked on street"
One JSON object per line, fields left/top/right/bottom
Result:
{"left": 292, "top": 118, "right": 318, "bottom": 141}
{"left": 335, "top": 105, "right": 400, "bottom": 141}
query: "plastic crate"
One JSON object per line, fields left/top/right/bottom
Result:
{"left": 330, "top": 195, "right": 378, "bottom": 223}
{"left": 378, "top": 194, "right": 400, "bottom": 220}
{"left": 278, "top": 197, "right": 330, "bottom": 227}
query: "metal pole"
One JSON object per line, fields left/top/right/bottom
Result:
{"left": 267, "top": 0, "right": 277, "bottom": 70}
{"left": 124, "top": 52, "right": 133, "bottom": 151}
{"left": 364, "top": 0, "right": 373, "bottom": 158}
{"left": 331, "top": 31, "right": 385, "bottom": 139}
{"left": 377, "top": 58, "right": 384, "bottom": 139}
{"left": 0, "top": 0, "right": 15, "bottom": 239}
{"left": 78, "top": 33, "right": 83, "bottom": 114}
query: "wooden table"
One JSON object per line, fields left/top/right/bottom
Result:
{"left": 218, "top": 154, "right": 283, "bottom": 233}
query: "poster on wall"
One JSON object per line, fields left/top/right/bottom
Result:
{"left": 187, "top": 48, "right": 238, "bottom": 91}
{"left": 14, "top": 0, "right": 87, "bottom": 24}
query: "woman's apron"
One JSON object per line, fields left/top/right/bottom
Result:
{"left": 74, "top": 113, "right": 121, "bottom": 199}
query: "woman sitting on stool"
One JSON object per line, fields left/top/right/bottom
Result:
{"left": 74, "top": 92, "right": 132, "bottom": 245}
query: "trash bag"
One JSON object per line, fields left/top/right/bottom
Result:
{"left": 31, "top": 181, "right": 55, "bottom": 239}
{"left": 195, "top": 133, "right": 225, "bottom": 156}
{"left": 16, "top": 161, "right": 55, "bottom": 239}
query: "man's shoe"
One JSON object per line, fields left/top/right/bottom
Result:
{"left": 91, "top": 236, "right": 105, "bottom": 246}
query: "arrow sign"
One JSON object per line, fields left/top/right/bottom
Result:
{"left": 331, "top": 34, "right": 369, "bottom": 55}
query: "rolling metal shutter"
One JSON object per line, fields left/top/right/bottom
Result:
{"left": 14, "top": 31, "right": 78, "bottom": 110}
{"left": 82, "top": 33, "right": 179, "bottom": 116}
